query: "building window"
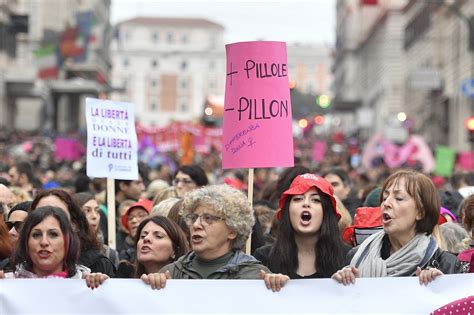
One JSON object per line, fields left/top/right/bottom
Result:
{"left": 181, "top": 79, "right": 187, "bottom": 89}
{"left": 123, "top": 58, "right": 129, "bottom": 67}
{"left": 181, "top": 34, "right": 188, "bottom": 44}
{"left": 208, "top": 79, "right": 215, "bottom": 89}
{"left": 152, "top": 31, "right": 159, "bottom": 43}
{"left": 167, "top": 32, "right": 174, "bottom": 43}
{"left": 210, "top": 34, "right": 217, "bottom": 49}
{"left": 181, "top": 61, "right": 187, "bottom": 70}
{"left": 150, "top": 98, "right": 158, "bottom": 111}
{"left": 123, "top": 31, "right": 130, "bottom": 41}
{"left": 122, "top": 78, "right": 128, "bottom": 91}
{"left": 150, "top": 79, "right": 158, "bottom": 88}
{"left": 180, "top": 102, "right": 188, "bottom": 112}
{"left": 151, "top": 59, "right": 158, "bottom": 68}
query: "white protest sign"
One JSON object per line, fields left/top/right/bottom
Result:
{"left": 1, "top": 275, "right": 473, "bottom": 314}
{"left": 85, "top": 98, "right": 138, "bottom": 180}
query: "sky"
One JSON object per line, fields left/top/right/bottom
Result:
{"left": 111, "top": 0, "right": 337, "bottom": 46}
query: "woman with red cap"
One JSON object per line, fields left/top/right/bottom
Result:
{"left": 119, "top": 199, "right": 153, "bottom": 262}
{"left": 254, "top": 173, "right": 350, "bottom": 278}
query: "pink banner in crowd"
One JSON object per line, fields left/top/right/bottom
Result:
{"left": 222, "top": 41, "right": 294, "bottom": 169}
{"left": 361, "top": 134, "right": 435, "bottom": 173}
{"left": 457, "top": 152, "right": 474, "bottom": 171}
{"left": 54, "top": 138, "right": 84, "bottom": 161}
{"left": 312, "top": 140, "right": 326, "bottom": 162}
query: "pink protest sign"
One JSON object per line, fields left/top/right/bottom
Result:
{"left": 312, "top": 140, "right": 326, "bottom": 162}
{"left": 222, "top": 41, "right": 294, "bottom": 169}
{"left": 457, "top": 151, "right": 474, "bottom": 171}
{"left": 54, "top": 138, "right": 84, "bottom": 161}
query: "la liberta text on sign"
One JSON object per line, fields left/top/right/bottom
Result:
{"left": 90, "top": 107, "right": 129, "bottom": 120}
{"left": 92, "top": 136, "right": 132, "bottom": 149}
{"left": 229, "top": 97, "right": 289, "bottom": 121}
{"left": 244, "top": 60, "right": 287, "bottom": 79}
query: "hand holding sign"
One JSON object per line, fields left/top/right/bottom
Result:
{"left": 223, "top": 41, "right": 294, "bottom": 169}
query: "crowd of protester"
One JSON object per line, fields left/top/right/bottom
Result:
{"left": 0, "top": 128, "right": 472, "bottom": 296}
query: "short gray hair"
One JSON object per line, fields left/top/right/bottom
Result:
{"left": 439, "top": 222, "right": 470, "bottom": 253}
{"left": 182, "top": 184, "right": 254, "bottom": 250}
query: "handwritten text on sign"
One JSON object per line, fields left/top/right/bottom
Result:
{"left": 85, "top": 98, "right": 138, "bottom": 180}
{"left": 223, "top": 41, "right": 294, "bottom": 169}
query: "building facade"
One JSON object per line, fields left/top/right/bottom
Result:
{"left": 287, "top": 43, "right": 333, "bottom": 96}
{"left": 404, "top": 0, "right": 474, "bottom": 151}
{"left": 0, "top": 0, "right": 111, "bottom": 132}
{"left": 109, "top": 17, "right": 226, "bottom": 126}
{"left": 334, "top": 0, "right": 474, "bottom": 151}
{"left": 334, "top": 0, "right": 409, "bottom": 140}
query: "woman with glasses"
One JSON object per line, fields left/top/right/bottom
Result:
{"left": 173, "top": 165, "right": 208, "bottom": 197}
{"left": 0, "top": 201, "right": 31, "bottom": 271}
{"left": 119, "top": 199, "right": 153, "bottom": 262}
{"left": 6, "top": 201, "right": 31, "bottom": 245}
{"left": 141, "top": 184, "right": 289, "bottom": 292}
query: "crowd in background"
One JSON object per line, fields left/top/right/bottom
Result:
{"left": 0, "top": 127, "right": 472, "bottom": 296}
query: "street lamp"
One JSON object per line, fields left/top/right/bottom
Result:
{"left": 397, "top": 112, "right": 407, "bottom": 122}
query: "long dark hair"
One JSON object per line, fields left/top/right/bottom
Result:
{"left": 11, "top": 206, "right": 80, "bottom": 277}
{"left": 0, "top": 216, "right": 12, "bottom": 260}
{"left": 134, "top": 216, "right": 189, "bottom": 277}
{"left": 31, "top": 189, "right": 100, "bottom": 251}
{"left": 175, "top": 165, "right": 208, "bottom": 186}
{"left": 268, "top": 190, "right": 346, "bottom": 278}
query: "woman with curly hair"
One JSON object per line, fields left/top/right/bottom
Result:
{"left": 141, "top": 184, "right": 289, "bottom": 291}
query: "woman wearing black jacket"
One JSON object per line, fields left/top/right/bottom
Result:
{"left": 332, "top": 170, "right": 462, "bottom": 285}
{"left": 254, "top": 174, "right": 350, "bottom": 278}
{"left": 31, "top": 189, "right": 116, "bottom": 276}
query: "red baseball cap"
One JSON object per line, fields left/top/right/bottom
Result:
{"left": 342, "top": 207, "right": 382, "bottom": 246}
{"left": 121, "top": 198, "right": 153, "bottom": 230}
{"left": 277, "top": 173, "right": 340, "bottom": 220}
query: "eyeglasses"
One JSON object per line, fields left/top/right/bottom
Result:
{"left": 128, "top": 213, "right": 148, "bottom": 222}
{"left": 173, "top": 178, "right": 195, "bottom": 185}
{"left": 6, "top": 221, "right": 23, "bottom": 232}
{"left": 183, "top": 213, "right": 224, "bottom": 226}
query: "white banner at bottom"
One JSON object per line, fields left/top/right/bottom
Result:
{"left": 0, "top": 274, "right": 473, "bottom": 314}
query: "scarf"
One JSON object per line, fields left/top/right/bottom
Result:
{"left": 350, "top": 231, "right": 438, "bottom": 277}
{"left": 14, "top": 263, "right": 90, "bottom": 279}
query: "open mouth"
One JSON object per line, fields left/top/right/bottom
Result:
{"left": 38, "top": 250, "right": 51, "bottom": 259}
{"left": 191, "top": 234, "right": 204, "bottom": 243}
{"left": 300, "top": 211, "right": 312, "bottom": 224}
{"left": 382, "top": 213, "right": 392, "bottom": 224}
{"left": 140, "top": 246, "right": 151, "bottom": 253}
